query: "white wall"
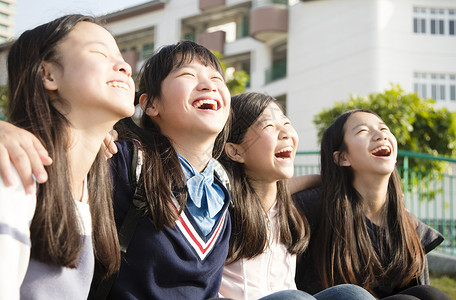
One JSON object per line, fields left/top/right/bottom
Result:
{"left": 288, "top": 0, "right": 380, "bottom": 150}
{"left": 287, "top": 0, "right": 456, "bottom": 151}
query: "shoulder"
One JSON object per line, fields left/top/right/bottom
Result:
{"left": 292, "top": 187, "right": 322, "bottom": 229}
{"left": 114, "top": 140, "right": 135, "bottom": 161}
{"left": 0, "top": 168, "right": 36, "bottom": 208}
{"left": 0, "top": 168, "right": 36, "bottom": 240}
{"left": 408, "top": 212, "right": 444, "bottom": 253}
{"left": 110, "top": 140, "right": 135, "bottom": 179}
{"left": 110, "top": 140, "right": 137, "bottom": 212}
{"left": 292, "top": 187, "right": 321, "bottom": 214}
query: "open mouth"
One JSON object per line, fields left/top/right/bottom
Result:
{"left": 192, "top": 99, "right": 219, "bottom": 111}
{"left": 371, "top": 145, "right": 391, "bottom": 157}
{"left": 275, "top": 147, "right": 293, "bottom": 159}
{"left": 107, "top": 81, "right": 129, "bottom": 92}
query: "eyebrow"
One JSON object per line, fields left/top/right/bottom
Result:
{"left": 85, "top": 41, "right": 109, "bottom": 48}
{"left": 351, "top": 121, "right": 387, "bottom": 131}
{"left": 256, "top": 112, "right": 287, "bottom": 125}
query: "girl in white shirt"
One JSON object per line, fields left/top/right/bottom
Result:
{"left": 0, "top": 14, "right": 135, "bottom": 299}
{"left": 219, "top": 92, "right": 376, "bottom": 300}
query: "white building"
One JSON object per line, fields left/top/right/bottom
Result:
{"left": 1, "top": 0, "right": 455, "bottom": 148}
{"left": 0, "top": 0, "right": 15, "bottom": 44}
{"left": 101, "top": 0, "right": 456, "bottom": 151}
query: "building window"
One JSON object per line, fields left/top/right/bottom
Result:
{"left": 413, "top": 7, "right": 456, "bottom": 36}
{"left": 451, "top": 75, "right": 456, "bottom": 101}
{"left": 141, "top": 43, "right": 154, "bottom": 60}
{"left": 414, "top": 72, "right": 456, "bottom": 102}
{"left": 413, "top": 7, "right": 426, "bottom": 33}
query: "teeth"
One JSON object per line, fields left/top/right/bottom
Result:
{"left": 107, "top": 81, "right": 129, "bottom": 92}
{"left": 371, "top": 145, "right": 391, "bottom": 155}
{"left": 276, "top": 146, "right": 293, "bottom": 154}
{"left": 193, "top": 99, "right": 218, "bottom": 110}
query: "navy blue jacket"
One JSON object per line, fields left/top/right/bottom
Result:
{"left": 90, "top": 140, "right": 231, "bottom": 300}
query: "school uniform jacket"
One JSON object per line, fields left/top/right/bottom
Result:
{"left": 293, "top": 187, "right": 444, "bottom": 298}
{"left": 90, "top": 140, "right": 231, "bottom": 300}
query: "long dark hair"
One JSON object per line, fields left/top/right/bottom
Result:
{"left": 313, "top": 109, "right": 424, "bottom": 294}
{"left": 220, "top": 92, "right": 309, "bottom": 264}
{"left": 115, "top": 41, "right": 230, "bottom": 229}
{"left": 7, "top": 14, "right": 120, "bottom": 278}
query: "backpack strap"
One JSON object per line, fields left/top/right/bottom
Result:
{"left": 93, "top": 139, "right": 144, "bottom": 300}
{"left": 118, "top": 139, "right": 145, "bottom": 253}
{"left": 213, "top": 159, "right": 231, "bottom": 192}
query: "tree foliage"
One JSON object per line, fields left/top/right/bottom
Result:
{"left": 213, "top": 51, "right": 249, "bottom": 96}
{"left": 313, "top": 84, "right": 456, "bottom": 174}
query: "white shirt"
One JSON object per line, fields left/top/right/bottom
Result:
{"left": 20, "top": 178, "right": 94, "bottom": 300}
{"left": 219, "top": 202, "right": 297, "bottom": 300}
{"left": 0, "top": 169, "right": 36, "bottom": 300}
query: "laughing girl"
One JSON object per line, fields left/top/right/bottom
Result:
{"left": 294, "top": 109, "right": 450, "bottom": 300}
{"left": 219, "top": 94, "right": 376, "bottom": 300}
{"left": 0, "top": 14, "right": 135, "bottom": 299}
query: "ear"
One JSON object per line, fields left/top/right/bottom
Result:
{"left": 139, "top": 93, "right": 158, "bottom": 117}
{"left": 224, "top": 142, "right": 245, "bottom": 163}
{"left": 333, "top": 151, "right": 351, "bottom": 167}
{"left": 41, "top": 62, "right": 59, "bottom": 91}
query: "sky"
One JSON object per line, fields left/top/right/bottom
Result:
{"left": 14, "top": 0, "right": 148, "bottom": 37}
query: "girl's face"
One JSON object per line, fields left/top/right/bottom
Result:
{"left": 145, "top": 59, "right": 230, "bottom": 142}
{"left": 337, "top": 112, "right": 398, "bottom": 178}
{"left": 43, "top": 21, "right": 135, "bottom": 126}
{"left": 236, "top": 102, "right": 298, "bottom": 183}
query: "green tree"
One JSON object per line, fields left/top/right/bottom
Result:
{"left": 213, "top": 51, "right": 249, "bottom": 96}
{"left": 313, "top": 84, "right": 456, "bottom": 174}
{"left": 0, "top": 85, "right": 7, "bottom": 120}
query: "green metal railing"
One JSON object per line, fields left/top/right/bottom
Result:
{"left": 294, "top": 150, "right": 456, "bottom": 255}
{"left": 265, "top": 59, "right": 287, "bottom": 83}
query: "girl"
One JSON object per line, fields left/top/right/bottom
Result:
{"left": 0, "top": 14, "right": 135, "bottom": 299}
{"left": 219, "top": 93, "right": 376, "bottom": 300}
{"left": 293, "top": 109, "right": 450, "bottom": 299}
{"left": 89, "top": 41, "right": 233, "bottom": 299}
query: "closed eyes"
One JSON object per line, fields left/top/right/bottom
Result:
{"left": 211, "top": 75, "right": 224, "bottom": 82}
{"left": 91, "top": 51, "right": 108, "bottom": 59}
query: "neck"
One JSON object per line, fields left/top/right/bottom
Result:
{"left": 170, "top": 134, "right": 217, "bottom": 172}
{"left": 248, "top": 178, "right": 278, "bottom": 212}
{"left": 352, "top": 172, "right": 390, "bottom": 225}
{"left": 67, "top": 122, "right": 113, "bottom": 201}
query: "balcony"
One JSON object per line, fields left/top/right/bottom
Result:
{"left": 196, "top": 31, "right": 226, "bottom": 54}
{"left": 249, "top": 1, "right": 288, "bottom": 42}
{"left": 199, "top": 0, "right": 225, "bottom": 10}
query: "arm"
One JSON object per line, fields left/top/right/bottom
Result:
{"left": 0, "top": 121, "right": 118, "bottom": 193}
{"left": 288, "top": 174, "right": 321, "bottom": 195}
{"left": 0, "top": 169, "right": 36, "bottom": 299}
{"left": 0, "top": 121, "right": 52, "bottom": 194}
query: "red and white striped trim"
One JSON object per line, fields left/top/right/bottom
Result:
{"left": 172, "top": 200, "right": 226, "bottom": 260}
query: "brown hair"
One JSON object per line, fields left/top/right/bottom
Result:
{"left": 313, "top": 109, "right": 424, "bottom": 294}
{"left": 220, "top": 92, "right": 309, "bottom": 264}
{"left": 7, "top": 14, "right": 120, "bottom": 278}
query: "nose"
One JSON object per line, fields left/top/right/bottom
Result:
{"left": 197, "top": 77, "right": 217, "bottom": 92}
{"left": 115, "top": 59, "right": 132, "bottom": 77}
{"left": 279, "top": 125, "right": 294, "bottom": 140}
{"left": 374, "top": 129, "right": 388, "bottom": 141}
